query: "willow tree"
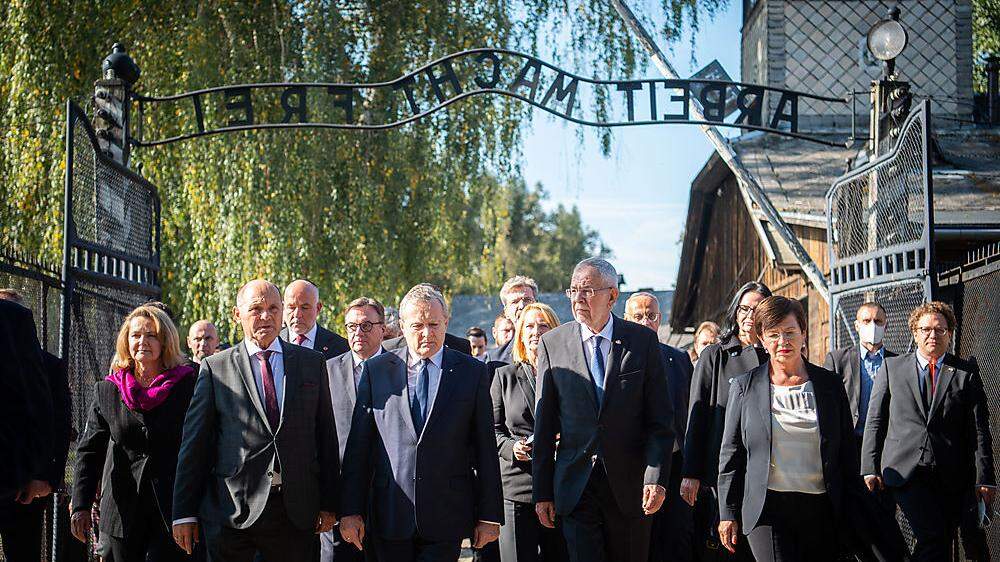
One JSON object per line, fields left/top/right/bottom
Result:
{"left": 0, "top": 0, "right": 725, "bottom": 338}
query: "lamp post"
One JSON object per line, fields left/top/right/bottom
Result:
{"left": 866, "top": 6, "right": 911, "bottom": 155}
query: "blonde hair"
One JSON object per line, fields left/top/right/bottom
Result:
{"left": 512, "top": 302, "right": 561, "bottom": 365}
{"left": 111, "top": 305, "right": 184, "bottom": 374}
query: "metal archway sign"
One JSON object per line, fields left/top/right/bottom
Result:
{"left": 131, "top": 48, "right": 848, "bottom": 148}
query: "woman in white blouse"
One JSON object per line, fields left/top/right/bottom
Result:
{"left": 715, "top": 296, "right": 865, "bottom": 562}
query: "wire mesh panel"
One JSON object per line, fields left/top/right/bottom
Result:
{"left": 829, "top": 279, "right": 926, "bottom": 354}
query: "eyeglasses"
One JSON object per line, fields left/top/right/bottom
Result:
{"left": 345, "top": 321, "right": 383, "bottom": 333}
{"left": 736, "top": 304, "right": 758, "bottom": 316}
{"left": 565, "top": 286, "right": 613, "bottom": 299}
{"left": 916, "top": 326, "right": 948, "bottom": 337}
{"left": 628, "top": 314, "right": 660, "bottom": 322}
{"left": 762, "top": 330, "right": 801, "bottom": 343}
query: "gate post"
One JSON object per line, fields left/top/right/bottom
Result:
{"left": 94, "top": 43, "right": 140, "bottom": 166}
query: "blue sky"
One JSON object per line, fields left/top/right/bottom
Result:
{"left": 521, "top": 3, "right": 743, "bottom": 291}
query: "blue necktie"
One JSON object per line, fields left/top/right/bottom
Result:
{"left": 411, "top": 360, "right": 430, "bottom": 434}
{"left": 592, "top": 335, "right": 606, "bottom": 404}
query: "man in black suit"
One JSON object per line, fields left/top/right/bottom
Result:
{"left": 485, "top": 276, "right": 538, "bottom": 365}
{"left": 321, "top": 296, "right": 387, "bottom": 562}
{"left": 623, "top": 292, "right": 692, "bottom": 562}
{"left": 172, "top": 279, "right": 339, "bottom": 561}
{"left": 339, "top": 284, "right": 502, "bottom": 562}
{"left": 282, "top": 279, "right": 349, "bottom": 359}
{"left": 0, "top": 291, "right": 65, "bottom": 560}
{"left": 862, "top": 301, "right": 996, "bottom": 561}
{"left": 533, "top": 258, "right": 674, "bottom": 562}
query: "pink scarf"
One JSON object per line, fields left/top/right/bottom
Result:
{"left": 106, "top": 364, "right": 195, "bottom": 411}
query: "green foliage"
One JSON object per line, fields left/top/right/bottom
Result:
{"left": 0, "top": 0, "right": 723, "bottom": 339}
{"left": 973, "top": 0, "right": 1000, "bottom": 92}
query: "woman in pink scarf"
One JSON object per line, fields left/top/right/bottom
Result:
{"left": 70, "top": 304, "right": 202, "bottom": 561}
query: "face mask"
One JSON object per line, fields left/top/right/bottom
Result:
{"left": 858, "top": 322, "right": 885, "bottom": 345}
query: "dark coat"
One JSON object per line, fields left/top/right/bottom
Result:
{"left": 485, "top": 339, "right": 513, "bottom": 365}
{"left": 491, "top": 361, "right": 537, "bottom": 503}
{"left": 823, "top": 345, "right": 897, "bottom": 429}
{"left": 861, "top": 352, "right": 996, "bottom": 492}
{"left": 281, "top": 324, "right": 349, "bottom": 360}
{"left": 660, "top": 343, "right": 693, "bottom": 451}
{"left": 173, "top": 340, "right": 340, "bottom": 531}
{"left": 532, "top": 316, "right": 675, "bottom": 518}
{"left": 340, "top": 346, "right": 503, "bottom": 541}
{"left": 681, "top": 335, "right": 767, "bottom": 486}
{"left": 717, "top": 363, "right": 864, "bottom": 535}
{"left": 72, "top": 374, "right": 196, "bottom": 537}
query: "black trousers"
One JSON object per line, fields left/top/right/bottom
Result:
{"left": 204, "top": 490, "right": 316, "bottom": 562}
{"left": 320, "top": 526, "right": 368, "bottom": 562}
{"left": 100, "top": 486, "right": 194, "bottom": 562}
{"left": 890, "top": 467, "right": 962, "bottom": 562}
{"left": 648, "top": 451, "right": 692, "bottom": 562}
{"left": 561, "top": 463, "right": 652, "bottom": 562}
{"left": 372, "top": 535, "right": 461, "bottom": 562}
{"left": 499, "top": 499, "right": 569, "bottom": 562}
{"left": 0, "top": 496, "right": 46, "bottom": 562}
{"left": 691, "top": 485, "right": 753, "bottom": 562}
{"left": 745, "top": 491, "right": 838, "bottom": 562}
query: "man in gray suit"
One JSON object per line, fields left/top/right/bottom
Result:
{"left": 339, "top": 284, "right": 503, "bottom": 561}
{"left": 172, "top": 279, "right": 339, "bottom": 561}
{"left": 321, "top": 296, "right": 387, "bottom": 562}
{"left": 485, "top": 275, "right": 538, "bottom": 364}
{"left": 533, "top": 258, "right": 674, "bottom": 562}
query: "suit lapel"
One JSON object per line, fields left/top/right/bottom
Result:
{"left": 234, "top": 343, "right": 272, "bottom": 431}
{"left": 422, "top": 349, "right": 457, "bottom": 441}
{"left": 812, "top": 372, "right": 835, "bottom": 464}
{"left": 343, "top": 353, "right": 358, "bottom": 410}
{"left": 754, "top": 364, "right": 772, "bottom": 443}
{"left": 515, "top": 363, "right": 536, "bottom": 422}
{"left": 389, "top": 348, "right": 419, "bottom": 441}
{"left": 902, "top": 354, "right": 929, "bottom": 419}
{"left": 278, "top": 340, "right": 298, "bottom": 432}
{"left": 571, "top": 322, "right": 600, "bottom": 414}
{"left": 928, "top": 354, "right": 957, "bottom": 419}
{"left": 314, "top": 325, "right": 333, "bottom": 356}
{"left": 599, "top": 317, "right": 625, "bottom": 416}
{"left": 847, "top": 347, "right": 861, "bottom": 419}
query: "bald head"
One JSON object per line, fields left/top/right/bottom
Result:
{"left": 284, "top": 279, "right": 323, "bottom": 336}
{"left": 624, "top": 292, "right": 661, "bottom": 333}
{"left": 234, "top": 279, "right": 283, "bottom": 347}
{"left": 187, "top": 320, "right": 219, "bottom": 363}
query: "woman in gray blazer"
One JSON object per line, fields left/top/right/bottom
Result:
{"left": 491, "top": 302, "right": 568, "bottom": 562}
{"left": 716, "top": 296, "right": 865, "bottom": 562}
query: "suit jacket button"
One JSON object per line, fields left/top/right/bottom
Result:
{"left": 267, "top": 471, "right": 273, "bottom": 477}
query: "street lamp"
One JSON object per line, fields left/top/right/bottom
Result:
{"left": 866, "top": 6, "right": 908, "bottom": 78}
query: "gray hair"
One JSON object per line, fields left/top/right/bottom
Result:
{"left": 625, "top": 291, "right": 659, "bottom": 309}
{"left": 499, "top": 275, "right": 539, "bottom": 304}
{"left": 399, "top": 283, "right": 450, "bottom": 319}
{"left": 573, "top": 257, "right": 618, "bottom": 288}
{"left": 384, "top": 306, "right": 400, "bottom": 327}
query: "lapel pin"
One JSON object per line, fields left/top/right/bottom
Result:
{"left": 323, "top": 346, "right": 329, "bottom": 352}
{"left": 614, "top": 340, "right": 622, "bottom": 345}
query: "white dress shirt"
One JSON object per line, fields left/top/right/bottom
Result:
{"left": 580, "top": 315, "right": 614, "bottom": 383}
{"left": 288, "top": 323, "right": 318, "bottom": 349}
{"left": 406, "top": 346, "right": 445, "bottom": 422}
{"left": 352, "top": 347, "right": 384, "bottom": 388}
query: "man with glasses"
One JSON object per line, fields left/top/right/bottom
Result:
{"left": 486, "top": 276, "right": 538, "bottom": 364}
{"left": 321, "top": 297, "right": 387, "bottom": 562}
{"left": 533, "top": 258, "right": 674, "bottom": 562}
{"left": 624, "top": 292, "right": 693, "bottom": 562}
{"left": 862, "top": 301, "right": 996, "bottom": 561}
{"left": 282, "top": 279, "right": 350, "bottom": 359}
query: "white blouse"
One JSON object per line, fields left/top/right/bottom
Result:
{"left": 767, "top": 381, "right": 825, "bottom": 494}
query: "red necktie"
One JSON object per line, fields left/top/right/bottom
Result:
{"left": 928, "top": 358, "right": 937, "bottom": 399}
{"left": 256, "top": 350, "right": 280, "bottom": 429}
{"left": 294, "top": 333, "right": 307, "bottom": 345}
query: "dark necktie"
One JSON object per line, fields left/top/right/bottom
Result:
{"left": 592, "top": 335, "right": 606, "bottom": 404}
{"left": 411, "top": 360, "right": 430, "bottom": 434}
{"left": 256, "top": 350, "right": 280, "bottom": 430}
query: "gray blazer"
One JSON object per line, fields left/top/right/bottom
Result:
{"left": 340, "top": 346, "right": 503, "bottom": 541}
{"left": 326, "top": 351, "right": 358, "bottom": 463}
{"left": 486, "top": 339, "right": 513, "bottom": 365}
{"left": 173, "top": 339, "right": 340, "bottom": 531}
{"left": 861, "top": 352, "right": 996, "bottom": 491}
{"left": 823, "top": 345, "right": 897, "bottom": 428}
{"left": 532, "top": 316, "right": 675, "bottom": 518}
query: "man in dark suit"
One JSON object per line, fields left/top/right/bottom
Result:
{"left": 485, "top": 276, "right": 538, "bottom": 364}
{"left": 339, "top": 284, "right": 502, "bottom": 562}
{"left": 321, "top": 296, "right": 387, "bottom": 562}
{"left": 533, "top": 258, "right": 674, "bottom": 562}
{"left": 282, "top": 279, "right": 349, "bottom": 360}
{"left": 172, "top": 279, "right": 339, "bottom": 561}
{"left": 862, "top": 301, "right": 996, "bottom": 561}
{"left": 623, "top": 292, "right": 692, "bottom": 562}
{"left": 0, "top": 291, "right": 64, "bottom": 560}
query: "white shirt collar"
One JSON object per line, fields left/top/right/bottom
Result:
{"left": 407, "top": 345, "right": 445, "bottom": 370}
{"left": 352, "top": 347, "right": 384, "bottom": 368}
{"left": 863, "top": 346, "right": 885, "bottom": 360}
{"left": 581, "top": 315, "right": 614, "bottom": 343}
{"left": 287, "top": 323, "right": 318, "bottom": 344}
{"left": 916, "top": 351, "right": 945, "bottom": 370}
{"left": 245, "top": 337, "right": 283, "bottom": 356}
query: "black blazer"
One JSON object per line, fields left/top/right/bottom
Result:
{"left": 491, "top": 361, "right": 537, "bottom": 503}
{"left": 532, "top": 317, "right": 675, "bottom": 518}
{"left": 717, "top": 363, "right": 862, "bottom": 534}
{"left": 486, "top": 339, "right": 514, "bottom": 365}
{"left": 682, "top": 336, "right": 767, "bottom": 486}
{"left": 382, "top": 333, "right": 473, "bottom": 356}
{"left": 72, "top": 374, "right": 196, "bottom": 538}
{"left": 861, "top": 352, "right": 996, "bottom": 491}
{"left": 281, "top": 324, "right": 349, "bottom": 360}
{"left": 660, "top": 343, "right": 693, "bottom": 451}
{"left": 823, "top": 345, "right": 897, "bottom": 429}
{"left": 340, "top": 346, "right": 503, "bottom": 541}
{"left": 0, "top": 300, "right": 53, "bottom": 497}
